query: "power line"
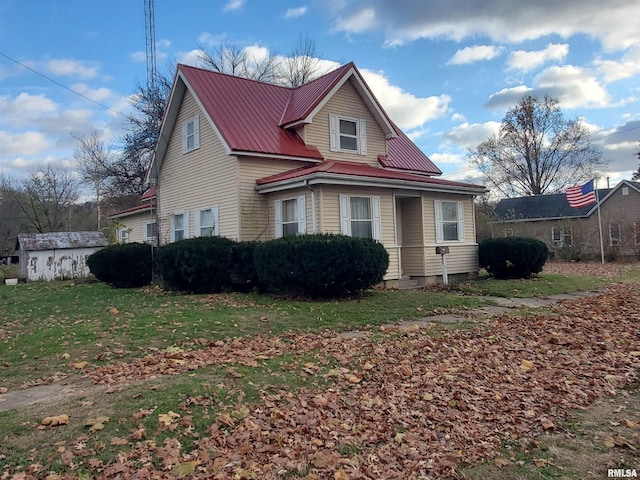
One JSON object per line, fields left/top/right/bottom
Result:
{"left": 0, "top": 50, "right": 127, "bottom": 118}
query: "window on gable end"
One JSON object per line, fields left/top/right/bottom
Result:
{"left": 182, "top": 115, "right": 200, "bottom": 153}
{"left": 329, "top": 114, "right": 367, "bottom": 155}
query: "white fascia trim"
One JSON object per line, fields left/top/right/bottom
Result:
{"left": 256, "top": 172, "right": 487, "bottom": 195}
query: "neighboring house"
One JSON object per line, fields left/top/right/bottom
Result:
{"left": 493, "top": 180, "right": 640, "bottom": 260}
{"left": 109, "top": 186, "right": 157, "bottom": 244}
{"left": 115, "top": 62, "right": 486, "bottom": 286}
{"left": 16, "top": 231, "right": 109, "bottom": 282}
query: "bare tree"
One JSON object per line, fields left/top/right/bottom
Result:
{"left": 281, "top": 35, "right": 326, "bottom": 87}
{"left": 7, "top": 165, "right": 80, "bottom": 233}
{"left": 0, "top": 178, "right": 24, "bottom": 254}
{"left": 197, "top": 36, "right": 326, "bottom": 87}
{"left": 469, "top": 95, "right": 604, "bottom": 197}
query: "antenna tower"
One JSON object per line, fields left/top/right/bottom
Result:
{"left": 144, "top": 0, "right": 157, "bottom": 89}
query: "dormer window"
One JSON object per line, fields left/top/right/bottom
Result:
{"left": 329, "top": 114, "right": 367, "bottom": 155}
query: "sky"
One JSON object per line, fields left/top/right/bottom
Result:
{"left": 1, "top": 0, "right": 639, "bottom": 192}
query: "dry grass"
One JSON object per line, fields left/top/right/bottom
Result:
{"left": 543, "top": 261, "right": 632, "bottom": 279}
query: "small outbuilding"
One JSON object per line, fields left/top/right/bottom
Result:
{"left": 16, "top": 231, "right": 109, "bottom": 282}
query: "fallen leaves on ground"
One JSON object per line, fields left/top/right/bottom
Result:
{"left": 5, "top": 282, "right": 640, "bottom": 479}
{"left": 40, "top": 414, "right": 69, "bottom": 428}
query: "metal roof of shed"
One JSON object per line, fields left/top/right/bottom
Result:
{"left": 17, "top": 231, "right": 109, "bottom": 251}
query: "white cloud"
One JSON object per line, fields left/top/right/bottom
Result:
{"left": 129, "top": 51, "right": 146, "bottom": 63}
{"left": 223, "top": 0, "right": 246, "bottom": 12}
{"left": 595, "top": 47, "right": 640, "bottom": 82}
{"left": 485, "top": 66, "right": 610, "bottom": 110}
{"left": 447, "top": 45, "right": 502, "bottom": 65}
{"left": 284, "top": 6, "right": 307, "bottom": 19}
{"left": 334, "top": 7, "right": 377, "bottom": 34}
{"left": 243, "top": 44, "right": 270, "bottom": 64}
{"left": 70, "top": 83, "right": 114, "bottom": 103}
{"left": 0, "top": 131, "right": 51, "bottom": 157}
{"left": 441, "top": 121, "right": 501, "bottom": 150}
{"left": 176, "top": 49, "right": 203, "bottom": 67}
{"left": 46, "top": 59, "right": 100, "bottom": 79}
{"left": 327, "top": 0, "right": 640, "bottom": 50}
{"left": 361, "top": 69, "right": 450, "bottom": 130}
{"left": 451, "top": 112, "right": 467, "bottom": 123}
{"left": 0, "top": 93, "right": 57, "bottom": 126}
{"left": 198, "top": 32, "right": 227, "bottom": 47}
{"left": 507, "top": 43, "right": 569, "bottom": 72}
{"left": 535, "top": 65, "right": 610, "bottom": 108}
{"left": 429, "top": 152, "right": 466, "bottom": 166}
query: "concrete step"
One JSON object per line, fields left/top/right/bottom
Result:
{"left": 398, "top": 278, "right": 420, "bottom": 290}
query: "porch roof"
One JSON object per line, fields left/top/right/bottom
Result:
{"left": 255, "top": 160, "right": 485, "bottom": 194}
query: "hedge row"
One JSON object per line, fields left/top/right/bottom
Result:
{"left": 478, "top": 237, "right": 549, "bottom": 279}
{"left": 88, "top": 234, "right": 389, "bottom": 298}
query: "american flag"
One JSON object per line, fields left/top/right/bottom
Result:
{"left": 566, "top": 179, "right": 596, "bottom": 208}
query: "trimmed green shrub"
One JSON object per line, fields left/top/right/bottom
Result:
{"left": 155, "top": 236, "right": 235, "bottom": 293}
{"left": 230, "top": 241, "right": 260, "bottom": 292}
{"left": 253, "top": 234, "right": 389, "bottom": 298}
{"left": 87, "top": 243, "right": 152, "bottom": 288}
{"left": 479, "top": 237, "right": 549, "bottom": 279}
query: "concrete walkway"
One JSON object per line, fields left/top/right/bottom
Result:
{"left": 339, "top": 290, "right": 602, "bottom": 339}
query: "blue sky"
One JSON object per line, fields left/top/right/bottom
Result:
{"left": 1, "top": 0, "right": 639, "bottom": 189}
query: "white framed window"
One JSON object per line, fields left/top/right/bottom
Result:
{"left": 145, "top": 221, "right": 157, "bottom": 241}
{"left": 171, "top": 211, "right": 189, "bottom": 242}
{"left": 434, "top": 200, "right": 465, "bottom": 243}
{"left": 609, "top": 223, "right": 621, "bottom": 246}
{"left": 195, "top": 206, "right": 219, "bottom": 237}
{"left": 635, "top": 221, "right": 640, "bottom": 246}
{"left": 182, "top": 115, "right": 200, "bottom": 153}
{"left": 504, "top": 228, "right": 514, "bottom": 237}
{"left": 622, "top": 187, "right": 629, "bottom": 196}
{"left": 117, "top": 226, "right": 129, "bottom": 243}
{"left": 275, "top": 195, "right": 306, "bottom": 238}
{"left": 339, "top": 194, "right": 381, "bottom": 240}
{"left": 551, "top": 226, "right": 572, "bottom": 247}
{"left": 329, "top": 114, "right": 367, "bottom": 155}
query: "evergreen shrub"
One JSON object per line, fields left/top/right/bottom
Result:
{"left": 87, "top": 243, "right": 152, "bottom": 288}
{"left": 155, "top": 236, "right": 235, "bottom": 293}
{"left": 230, "top": 241, "right": 260, "bottom": 292}
{"left": 478, "top": 237, "right": 549, "bottom": 279}
{"left": 253, "top": 233, "right": 389, "bottom": 298}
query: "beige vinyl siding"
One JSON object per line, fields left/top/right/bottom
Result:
{"left": 318, "top": 185, "right": 399, "bottom": 280}
{"left": 237, "top": 157, "right": 313, "bottom": 241}
{"left": 116, "top": 211, "right": 154, "bottom": 244}
{"left": 305, "top": 78, "right": 387, "bottom": 165}
{"left": 158, "top": 89, "right": 240, "bottom": 243}
{"left": 423, "top": 194, "right": 479, "bottom": 275}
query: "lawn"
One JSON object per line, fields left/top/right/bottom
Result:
{"left": 0, "top": 262, "right": 638, "bottom": 479}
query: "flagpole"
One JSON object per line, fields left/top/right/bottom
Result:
{"left": 595, "top": 178, "right": 605, "bottom": 264}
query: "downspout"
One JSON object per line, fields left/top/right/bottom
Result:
{"left": 305, "top": 180, "right": 316, "bottom": 233}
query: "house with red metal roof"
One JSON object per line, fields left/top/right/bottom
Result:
{"left": 116, "top": 62, "right": 486, "bottom": 286}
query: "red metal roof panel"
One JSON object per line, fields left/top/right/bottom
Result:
{"left": 280, "top": 62, "right": 354, "bottom": 126}
{"left": 378, "top": 123, "right": 441, "bottom": 175}
{"left": 256, "top": 160, "right": 483, "bottom": 190}
{"left": 179, "top": 64, "right": 323, "bottom": 159}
